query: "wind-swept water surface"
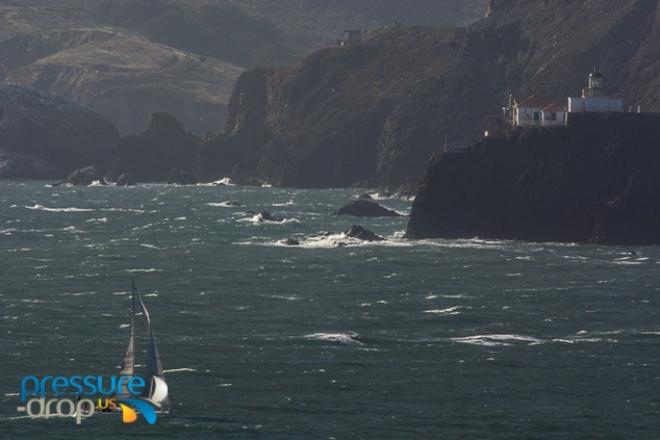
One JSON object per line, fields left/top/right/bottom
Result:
{"left": 1, "top": 181, "right": 659, "bottom": 439}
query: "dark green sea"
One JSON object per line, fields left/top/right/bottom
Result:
{"left": 1, "top": 181, "right": 660, "bottom": 439}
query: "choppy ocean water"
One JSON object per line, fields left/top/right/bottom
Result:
{"left": 1, "top": 180, "right": 660, "bottom": 439}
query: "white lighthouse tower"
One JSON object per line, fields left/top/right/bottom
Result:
{"left": 568, "top": 68, "right": 623, "bottom": 113}
{"left": 585, "top": 68, "right": 603, "bottom": 97}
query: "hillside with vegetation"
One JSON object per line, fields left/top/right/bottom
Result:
{"left": 0, "top": 0, "right": 487, "bottom": 135}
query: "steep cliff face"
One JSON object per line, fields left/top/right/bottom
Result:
{"left": 0, "top": 84, "right": 118, "bottom": 179}
{"left": 200, "top": 26, "right": 465, "bottom": 187}
{"left": 200, "top": 0, "right": 659, "bottom": 191}
{"left": 406, "top": 114, "right": 660, "bottom": 245}
{"left": 378, "top": 0, "right": 660, "bottom": 192}
{"left": 107, "top": 113, "right": 200, "bottom": 183}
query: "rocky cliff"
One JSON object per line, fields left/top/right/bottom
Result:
{"left": 203, "top": 0, "right": 659, "bottom": 191}
{"left": 199, "top": 26, "right": 465, "bottom": 187}
{"left": 106, "top": 113, "right": 200, "bottom": 183}
{"left": 378, "top": 0, "right": 660, "bottom": 190}
{"left": 0, "top": 83, "right": 118, "bottom": 179}
{"left": 406, "top": 114, "right": 660, "bottom": 245}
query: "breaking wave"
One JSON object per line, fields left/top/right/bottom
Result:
{"left": 24, "top": 204, "right": 94, "bottom": 213}
{"left": 304, "top": 332, "right": 362, "bottom": 345}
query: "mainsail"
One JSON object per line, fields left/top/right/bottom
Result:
{"left": 116, "top": 281, "right": 136, "bottom": 398}
{"left": 115, "top": 281, "right": 170, "bottom": 412}
{"left": 137, "top": 291, "right": 170, "bottom": 411}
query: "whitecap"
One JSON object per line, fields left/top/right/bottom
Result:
{"left": 272, "top": 200, "right": 295, "bottom": 207}
{"left": 139, "top": 244, "right": 163, "bottom": 250}
{"left": 450, "top": 334, "right": 541, "bottom": 347}
{"left": 305, "top": 332, "right": 362, "bottom": 345}
{"left": 207, "top": 201, "right": 241, "bottom": 208}
{"left": 25, "top": 204, "right": 94, "bottom": 213}
{"left": 101, "top": 208, "right": 146, "bottom": 213}
{"left": 239, "top": 213, "right": 301, "bottom": 225}
{"left": 61, "top": 226, "right": 83, "bottom": 233}
{"left": 86, "top": 217, "right": 108, "bottom": 223}
{"left": 70, "top": 291, "right": 96, "bottom": 297}
{"left": 269, "top": 294, "right": 301, "bottom": 301}
{"left": 163, "top": 368, "right": 197, "bottom": 373}
{"left": 213, "top": 177, "right": 235, "bottom": 186}
{"left": 424, "top": 306, "right": 462, "bottom": 315}
{"left": 125, "top": 268, "right": 163, "bottom": 273}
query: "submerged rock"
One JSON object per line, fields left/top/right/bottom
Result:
{"left": 247, "top": 211, "right": 285, "bottom": 223}
{"left": 280, "top": 238, "right": 301, "bottom": 246}
{"left": 343, "top": 225, "right": 384, "bottom": 242}
{"left": 334, "top": 200, "right": 401, "bottom": 217}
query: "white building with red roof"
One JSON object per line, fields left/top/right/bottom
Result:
{"left": 513, "top": 95, "right": 566, "bottom": 127}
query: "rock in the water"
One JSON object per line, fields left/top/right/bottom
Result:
{"left": 257, "top": 212, "right": 284, "bottom": 222}
{"left": 115, "top": 173, "right": 136, "bottom": 186}
{"left": 64, "top": 165, "right": 105, "bottom": 186}
{"left": 334, "top": 200, "right": 401, "bottom": 217}
{"left": 357, "top": 192, "right": 374, "bottom": 200}
{"left": 280, "top": 238, "right": 300, "bottom": 246}
{"left": 343, "top": 225, "right": 384, "bottom": 242}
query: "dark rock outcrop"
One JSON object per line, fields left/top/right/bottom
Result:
{"left": 343, "top": 225, "right": 385, "bottom": 242}
{"left": 406, "top": 113, "right": 660, "bottom": 245}
{"left": 0, "top": 83, "right": 118, "bottom": 179}
{"left": 334, "top": 200, "right": 401, "bottom": 217}
{"left": 280, "top": 238, "right": 301, "bottom": 246}
{"left": 106, "top": 112, "right": 200, "bottom": 183}
{"left": 63, "top": 165, "right": 105, "bottom": 186}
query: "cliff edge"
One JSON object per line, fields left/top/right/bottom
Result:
{"left": 406, "top": 114, "right": 660, "bottom": 245}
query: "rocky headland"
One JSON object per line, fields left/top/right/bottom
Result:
{"left": 406, "top": 113, "right": 660, "bottom": 245}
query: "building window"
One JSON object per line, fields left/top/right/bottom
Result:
{"left": 533, "top": 112, "right": 540, "bottom": 121}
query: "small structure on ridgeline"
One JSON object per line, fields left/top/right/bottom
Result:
{"left": 338, "top": 30, "right": 363, "bottom": 46}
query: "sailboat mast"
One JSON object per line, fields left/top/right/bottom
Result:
{"left": 117, "top": 280, "right": 136, "bottom": 398}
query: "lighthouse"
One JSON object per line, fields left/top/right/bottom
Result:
{"left": 585, "top": 68, "right": 603, "bottom": 97}
{"left": 568, "top": 69, "right": 623, "bottom": 113}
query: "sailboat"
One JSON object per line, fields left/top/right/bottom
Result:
{"left": 117, "top": 281, "right": 170, "bottom": 412}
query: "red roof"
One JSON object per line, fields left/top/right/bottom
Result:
{"left": 515, "top": 95, "right": 557, "bottom": 109}
{"left": 541, "top": 102, "right": 566, "bottom": 112}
